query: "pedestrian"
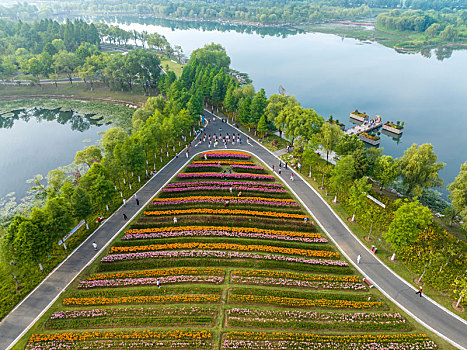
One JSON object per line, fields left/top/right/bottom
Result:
{"left": 230, "top": 186, "right": 233, "bottom": 193}
{"left": 123, "top": 213, "right": 128, "bottom": 220}
{"left": 278, "top": 168, "right": 281, "bottom": 175}
{"left": 238, "top": 191, "right": 242, "bottom": 197}
{"left": 173, "top": 216, "right": 178, "bottom": 224}
{"left": 136, "top": 198, "right": 140, "bottom": 206}
{"left": 285, "top": 162, "right": 288, "bottom": 169}
{"left": 415, "top": 286, "right": 423, "bottom": 297}
{"left": 279, "top": 161, "right": 282, "bottom": 168}
{"left": 225, "top": 199, "right": 230, "bottom": 207}
{"left": 290, "top": 173, "right": 294, "bottom": 181}
{"left": 157, "top": 280, "right": 161, "bottom": 288}
{"left": 272, "top": 164, "right": 275, "bottom": 172}
{"left": 92, "top": 241, "right": 97, "bottom": 251}
{"left": 357, "top": 254, "right": 361, "bottom": 264}
{"left": 298, "top": 162, "right": 302, "bottom": 173}
{"left": 304, "top": 217, "right": 308, "bottom": 223}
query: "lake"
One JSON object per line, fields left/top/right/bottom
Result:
{"left": 106, "top": 16, "right": 467, "bottom": 195}
{"left": 0, "top": 108, "right": 108, "bottom": 200}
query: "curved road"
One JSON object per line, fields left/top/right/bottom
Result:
{"left": 0, "top": 110, "right": 466, "bottom": 349}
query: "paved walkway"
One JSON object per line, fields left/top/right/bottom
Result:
{"left": 1, "top": 111, "right": 466, "bottom": 349}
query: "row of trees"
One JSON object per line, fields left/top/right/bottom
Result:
{"left": 377, "top": 9, "right": 467, "bottom": 42}
{"left": 1, "top": 79, "right": 200, "bottom": 267}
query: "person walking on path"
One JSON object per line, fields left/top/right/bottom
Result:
{"left": 357, "top": 254, "right": 361, "bottom": 264}
{"left": 279, "top": 161, "right": 282, "bottom": 168}
{"left": 285, "top": 162, "right": 288, "bottom": 169}
{"left": 290, "top": 173, "right": 294, "bottom": 181}
{"left": 134, "top": 194, "right": 139, "bottom": 206}
{"left": 92, "top": 242, "right": 98, "bottom": 251}
{"left": 272, "top": 164, "right": 275, "bottom": 172}
{"left": 415, "top": 287, "right": 423, "bottom": 297}
{"left": 278, "top": 168, "right": 282, "bottom": 175}
{"left": 123, "top": 213, "right": 128, "bottom": 220}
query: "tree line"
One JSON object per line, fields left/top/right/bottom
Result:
{"left": 376, "top": 9, "right": 467, "bottom": 43}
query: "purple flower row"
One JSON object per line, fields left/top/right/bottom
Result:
{"left": 50, "top": 307, "right": 216, "bottom": 320}
{"left": 203, "top": 153, "right": 250, "bottom": 159}
{"left": 78, "top": 275, "right": 224, "bottom": 288}
{"left": 166, "top": 181, "right": 283, "bottom": 188}
{"left": 227, "top": 308, "right": 406, "bottom": 323}
{"left": 177, "top": 173, "right": 274, "bottom": 180}
{"left": 222, "top": 340, "right": 436, "bottom": 350}
{"left": 231, "top": 276, "right": 365, "bottom": 290}
{"left": 153, "top": 198, "right": 298, "bottom": 207}
{"left": 162, "top": 186, "right": 287, "bottom": 193}
{"left": 187, "top": 164, "right": 221, "bottom": 168}
{"left": 101, "top": 250, "right": 348, "bottom": 267}
{"left": 230, "top": 165, "right": 264, "bottom": 170}
{"left": 122, "top": 230, "right": 327, "bottom": 244}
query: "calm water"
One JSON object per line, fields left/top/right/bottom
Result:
{"left": 0, "top": 109, "right": 108, "bottom": 199}
{"left": 109, "top": 17, "right": 467, "bottom": 194}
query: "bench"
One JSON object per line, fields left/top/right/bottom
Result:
{"left": 363, "top": 278, "right": 374, "bottom": 288}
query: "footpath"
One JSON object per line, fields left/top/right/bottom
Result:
{"left": 0, "top": 112, "right": 466, "bottom": 349}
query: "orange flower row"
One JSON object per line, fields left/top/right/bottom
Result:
{"left": 86, "top": 267, "right": 224, "bottom": 281}
{"left": 109, "top": 242, "right": 338, "bottom": 259}
{"left": 125, "top": 225, "right": 322, "bottom": 239}
{"left": 29, "top": 329, "right": 212, "bottom": 343}
{"left": 144, "top": 208, "right": 307, "bottom": 219}
{"left": 232, "top": 269, "right": 360, "bottom": 283}
{"left": 229, "top": 294, "right": 382, "bottom": 309}
{"left": 152, "top": 195, "right": 295, "bottom": 203}
{"left": 63, "top": 294, "right": 220, "bottom": 306}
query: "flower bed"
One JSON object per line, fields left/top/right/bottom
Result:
{"left": 223, "top": 331, "right": 434, "bottom": 350}
{"left": 108, "top": 242, "right": 339, "bottom": 259}
{"left": 46, "top": 307, "right": 217, "bottom": 330}
{"left": 186, "top": 164, "right": 222, "bottom": 172}
{"left": 63, "top": 294, "right": 220, "bottom": 306}
{"left": 122, "top": 226, "right": 326, "bottom": 243}
{"left": 226, "top": 308, "right": 410, "bottom": 331}
{"left": 201, "top": 151, "right": 251, "bottom": 159}
{"left": 26, "top": 330, "right": 212, "bottom": 349}
{"left": 193, "top": 160, "right": 255, "bottom": 165}
{"left": 152, "top": 195, "right": 299, "bottom": 207}
{"left": 230, "top": 164, "right": 266, "bottom": 173}
{"left": 230, "top": 269, "right": 365, "bottom": 290}
{"left": 101, "top": 250, "right": 348, "bottom": 267}
{"left": 143, "top": 208, "right": 307, "bottom": 219}
{"left": 177, "top": 172, "right": 274, "bottom": 181}
{"left": 166, "top": 181, "right": 284, "bottom": 188}
{"left": 131, "top": 215, "right": 316, "bottom": 232}
{"left": 85, "top": 267, "right": 224, "bottom": 281}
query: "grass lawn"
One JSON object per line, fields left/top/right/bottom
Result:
{"left": 160, "top": 58, "right": 185, "bottom": 77}
{"left": 14, "top": 151, "right": 453, "bottom": 350}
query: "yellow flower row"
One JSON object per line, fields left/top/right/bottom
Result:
{"left": 193, "top": 160, "right": 255, "bottom": 165}
{"left": 29, "top": 330, "right": 212, "bottom": 343}
{"left": 153, "top": 195, "right": 295, "bottom": 203}
{"left": 225, "top": 331, "right": 429, "bottom": 343}
{"left": 63, "top": 294, "right": 220, "bottom": 306}
{"left": 86, "top": 267, "right": 224, "bottom": 281}
{"left": 229, "top": 294, "right": 382, "bottom": 309}
{"left": 109, "top": 242, "right": 338, "bottom": 259}
{"left": 232, "top": 269, "right": 360, "bottom": 283}
{"left": 125, "top": 225, "right": 322, "bottom": 239}
{"left": 144, "top": 208, "right": 307, "bottom": 219}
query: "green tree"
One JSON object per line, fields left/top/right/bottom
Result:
{"left": 348, "top": 177, "right": 372, "bottom": 222}
{"left": 71, "top": 187, "right": 93, "bottom": 227}
{"left": 373, "top": 155, "right": 400, "bottom": 194}
{"left": 13, "top": 221, "right": 50, "bottom": 263}
{"left": 384, "top": 199, "right": 432, "bottom": 254}
{"left": 447, "top": 162, "right": 467, "bottom": 228}
{"left": 75, "top": 145, "right": 102, "bottom": 168}
{"left": 44, "top": 197, "right": 74, "bottom": 241}
{"left": 335, "top": 134, "right": 364, "bottom": 157}
{"left": 189, "top": 43, "right": 230, "bottom": 69}
{"left": 250, "top": 88, "right": 267, "bottom": 126}
{"left": 54, "top": 51, "right": 79, "bottom": 85}
{"left": 329, "top": 155, "right": 355, "bottom": 202}
{"left": 318, "top": 122, "right": 342, "bottom": 162}
{"left": 101, "top": 127, "right": 127, "bottom": 157}
{"left": 46, "top": 169, "right": 66, "bottom": 198}
{"left": 257, "top": 115, "right": 268, "bottom": 138}
{"left": 89, "top": 175, "right": 115, "bottom": 211}
{"left": 399, "top": 143, "right": 445, "bottom": 197}
{"left": 452, "top": 277, "right": 467, "bottom": 308}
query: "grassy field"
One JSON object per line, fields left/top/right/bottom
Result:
{"left": 16, "top": 150, "right": 451, "bottom": 349}
{"left": 160, "top": 58, "right": 185, "bottom": 77}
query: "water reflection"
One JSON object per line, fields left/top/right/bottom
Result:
{"left": 0, "top": 108, "right": 104, "bottom": 132}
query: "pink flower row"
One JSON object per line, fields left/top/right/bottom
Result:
{"left": 121, "top": 229, "right": 327, "bottom": 244}
{"left": 78, "top": 275, "right": 224, "bottom": 288}
{"left": 177, "top": 173, "right": 274, "bottom": 180}
{"left": 101, "top": 250, "right": 348, "bottom": 267}
{"left": 230, "top": 276, "right": 365, "bottom": 290}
